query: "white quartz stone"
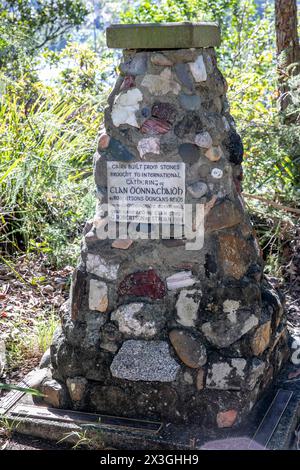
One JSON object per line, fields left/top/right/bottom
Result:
{"left": 111, "top": 88, "right": 143, "bottom": 127}
{"left": 89, "top": 279, "right": 108, "bottom": 312}
{"left": 137, "top": 137, "right": 160, "bottom": 159}
{"left": 86, "top": 253, "right": 119, "bottom": 281}
{"left": 141, "top": 68, "right": 181, "bottom": 95}
{"left": 207, "top": 362, "right": 232, "bottom": 389}
{"left": 176, "top": 289, "right": 201, "bottom": 327}
{"left": 188, "top": 55, "right": 207, "bottom": 82}
{"left": 194, "top": 131, "right": 213, "bottom": 149}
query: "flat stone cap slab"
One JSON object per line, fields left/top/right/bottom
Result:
{"left": 106, "top": 22, "right": 221, "bottom": 49}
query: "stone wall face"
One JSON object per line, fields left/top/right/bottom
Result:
{"left": 49, "top": 46, "right": 289, "bottom": 429}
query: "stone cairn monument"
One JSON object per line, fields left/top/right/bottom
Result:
{"left": 44, "top": 23, "right": 289, "bottom": 429}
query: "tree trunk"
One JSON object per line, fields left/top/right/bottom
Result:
{"left": 275, "top": 0, "right": 300, "bottom": 113}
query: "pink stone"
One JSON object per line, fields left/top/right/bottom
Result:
{"left": 140, "top": 118, "right": 172, "bottom": 135}
{"left": 118, "top": 269, "right": 166, "bottom": 300}
{"left": 98, "top": 133, "right": 110, "bottom": 150}
{"left": 217, "top": 409, "right": 238, "bottom": 428}
{"left": 120, "top": 75, "right": 135, "bottom": 90}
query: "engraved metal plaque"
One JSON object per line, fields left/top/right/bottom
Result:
{"left": 107, "top": 161, "right": 185, "bottom": 223}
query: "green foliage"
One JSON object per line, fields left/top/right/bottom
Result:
{"left": 0, "top": 0, "right": 89, "bottom": 50}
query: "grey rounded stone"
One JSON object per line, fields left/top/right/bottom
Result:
{"left": 187, "top": 181, "right": 208, "bottom": 199}
{"left": 175, "top": 63, "right": 194, "bottom": 91}
{"left": 179, "top": 94, "right": 201, "bottom": 110}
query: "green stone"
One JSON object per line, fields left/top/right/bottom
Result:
{"left": 106, "top": 22, "right": 221, "bottom": 50}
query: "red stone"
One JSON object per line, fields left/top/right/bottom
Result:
{"left": 216, "top": 409, "right": 238, "bottom": 428}
{"left": 140, "top": 118, "right": 172, "bottom": 135}
{"left": 120, "top": 75, "right": 135, "bottom": 90}
{"left": 151, "top": 102, "right": 177, "bottom": 123}
{"left": 118, "top": 269, "right": 166, "bottom": 299}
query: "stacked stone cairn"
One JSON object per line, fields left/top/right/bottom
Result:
{"left": 44, "top": 23, "right": 290, "bottom": 429}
